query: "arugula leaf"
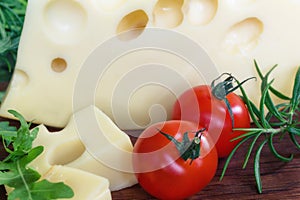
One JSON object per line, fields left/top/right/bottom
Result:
{"left": 0, "top": 110, "right": 74, "bottom": 200}
{"left": 8, "top": 177, "right": 74, "bottom": 200}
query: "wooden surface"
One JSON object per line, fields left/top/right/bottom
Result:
{"left": 111, "top": 134, "right": 300, "bottom": 200}
{"left": 0, "top": 119, "right": 299, "bottom": 200}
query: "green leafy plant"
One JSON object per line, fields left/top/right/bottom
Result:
{"left": 0, "top": 110, "right": 74, "bottom": 200}
{"left": 220, "top": 60, "right": 300, "bottom": 193}
{"left": 0, "top": 0, "right": 27, "bottom": 81}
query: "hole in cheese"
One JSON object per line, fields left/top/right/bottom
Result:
{"left": 1, "top": 70, "right": 29, "bottom": 103}
{"left": 116, "top": 10, "right": 149, "bottom": 41}
{"left": 223, "top": 17, "right": 264, "bottom": 55}
{"left": 51, "top": 58, "right": 67, "bottom": 73}
{"left": 183, "top": 0, "right": 218, "bottom": 25}
{"left": 49, "top": 139, "right": 85, "bottom": 166}
{"left": 153, "top": 0, "right": 184, "bottom": 28}
{"left": 11, "top": 69, "right": 29, "bottom": 88}
{"left": 44, "top": 0, "right": 87, "bottom": 44}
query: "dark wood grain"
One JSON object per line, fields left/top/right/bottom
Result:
{"left": 0, "top": 119, "right": 299, "bottom": 200}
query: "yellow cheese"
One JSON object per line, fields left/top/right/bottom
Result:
{"left": 66, "top": 106, "right": 137, "bottom": 191}
{"left": 43, "top": 166, "right": 111, "bottom": 200}
{"left": 1, "top": 0, "right": 299, "bottom": 129}
{"left": 30, "top": 105, "right": 137, "bottom": 191}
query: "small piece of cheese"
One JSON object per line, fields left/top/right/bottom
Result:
{"left": 1, "top": 0, "right": 299, "bottom": 129}
{"left": 43, "top": 165, "right": 111, "bottom": 200}
{"left": 66, "top": 106, "right": 137, "bottom": 191}
{"left": 29, "top": 105, "right": 137, "bottom": 191}
{"left": 67, "top": 151, "right": 136, "bottom": 191}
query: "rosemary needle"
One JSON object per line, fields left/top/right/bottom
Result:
{"left": 220, "top": 61, "right": 300, "bottom": 194}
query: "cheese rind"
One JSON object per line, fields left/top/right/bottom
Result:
{"left": 0, "top": 0, "right": 299, "bottom": 129}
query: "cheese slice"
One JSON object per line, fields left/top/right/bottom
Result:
{"left": 1, "top": 0, "right": 299, "bottom": 129}
{"left": 43, "top": 165, "right": 112, "bottom": 200}
{"left": 30, "top": 105, "right": 137, "bottom": 191}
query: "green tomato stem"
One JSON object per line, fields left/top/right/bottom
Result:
{"left": 158, "top": 128, "right": 205, "bottom": 164}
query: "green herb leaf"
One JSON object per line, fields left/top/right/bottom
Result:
{"left": 0, "top": 0, "right": 27, "bottom": 81}
{"left": 268, "top": 133, "right": 293, "bottom": 162}
{"left": 221, "top": 61, "right": 300, "bottom": 194}
{"left": 0, "top": 110, "right": 74, "bottom": 200}
{"left": 259, "top": 65, "right": 286, "bottom": 123}
{"left": 254, "top": 139, "right": 268, "bottom": 194}
{"left": 8, "top": 179, "right": 74, "bottom": 200}
{"left": 291, "top": 67, "right": 300, "bottom": 112}
{"left": 259, "top": 79, "right": 274, "bottom": 128}
{"left": 236, "top": 80, "right": 262, "bottom": 128}
{"left": 289, "top": 133, "right": 300, "bottom": 150}
{"left": 242, "top": 131, "right": 263, "bottom": 169}
{"left": 254, "top": 60, "right": 290, "bottom": 100}
{"left": 220, "top": 135, "right": 255, "bottom": 181}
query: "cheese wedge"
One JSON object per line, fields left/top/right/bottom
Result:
{"left": 66, "top": 106, "right": 137, "bottom": 191}
{"left": 43, "top": 165, "right": 111, "bottom": 200}
{"left": 1, "top": 0, "right": 299, "bottom": 129}
{"left": 30, "top": 105, "right": 137, "bottom": 191}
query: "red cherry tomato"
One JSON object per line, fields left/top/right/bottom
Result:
{"left": 133, "top": 120, "right": 218, "bottom": 200}
{"left": 172, "top": 85, "right": 250, "bottom": 157}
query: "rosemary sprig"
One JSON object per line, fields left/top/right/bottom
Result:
{"left": 220, "top": 61, "right": 300, "bottom": 194}
{"left": 0, "top": 0, "right": 27, "bottom": 81}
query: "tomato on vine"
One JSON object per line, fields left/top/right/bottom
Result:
{"left": 132, "top": 120, "right": 218, "bottom": 200}
{"left": 172, "top": 74, "right": 252, "bottom": 158}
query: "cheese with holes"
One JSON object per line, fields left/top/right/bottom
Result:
{"left": 43, "top": 166, "right": 111, "bottom": 200}
{"left": 29, "top": 105, "right": 137, "bottom": 191}
{"left": 1, "top": 0, "right": 299, "bottom": 129}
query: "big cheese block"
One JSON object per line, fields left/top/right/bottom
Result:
{"left": 30, "top": 105, "right": 137, "bottom": 191}
{"left": 43, "top": 166, "right": 111, "bottom": 200}
{"left": 1, "top": 0, "right": 299, "bottom": 129}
